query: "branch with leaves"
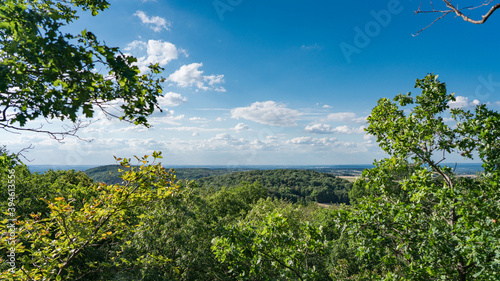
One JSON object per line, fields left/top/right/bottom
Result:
{"left": 0, "top": 0, "right": 165, "bottom": 139}
{"left": 0, "top": 152, "right": 183, "bottom": 280}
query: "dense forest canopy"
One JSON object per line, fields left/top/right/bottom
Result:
{"left": 197, "top": 169, "right": 352, "bottom": 204}
{"left": 85, "top": 165, "right": 353, "bottom": 204}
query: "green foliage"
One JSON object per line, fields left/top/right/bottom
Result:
{"left": 0, "top": 147, "right": 19, "bottom": 173}
{"left": 198, "top": 169, "right": 352, "bottom": 204}
{"left": 0, "top": 153, "right": 184, "bottom": 280}
{"left": 207, "top": 182, "right": 268, "bottom": 220}
{"left": 212, "top": 207, "right": 329, "bottom": 280}
{"left": 84, "top": 165, "right": 133, "bottom": 185}
{"left": 0, "top": 0, "right": 164, "bottom": 134}
{"left": 348, "top": 74, "right": 500, "bottom": 280}
{"left": 0, "top": 166, "right": 96, "bottom": 222}
{"left": 111, "top": 185, "right": 228, "bottom": 281}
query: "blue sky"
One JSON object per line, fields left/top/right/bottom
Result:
{"left": 5, "top": 0, "right": 500, "bottom": 166}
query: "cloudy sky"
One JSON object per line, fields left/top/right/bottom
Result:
{"left": 4, "top": 0, "right": 500, "bottom": 166}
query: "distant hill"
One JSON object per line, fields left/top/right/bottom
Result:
{"left": 84, "top": 165, "right": 241, "bottom": 184}
{"left": 84, "top": 166, "right": 353, "bottom": 204}
{"left": 196, "top": 169, "right": 353, "bottom": 204}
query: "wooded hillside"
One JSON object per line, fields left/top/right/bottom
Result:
{"left": 197, "top": 169, "right": 352, "bottom": 204}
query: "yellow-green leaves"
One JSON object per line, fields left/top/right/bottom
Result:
{"left": 0, "top": 152, "right": 179, "bottom": 280}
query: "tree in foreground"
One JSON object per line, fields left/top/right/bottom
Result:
{"left": 348, "top": 74, "right": 500, "bottom": 280}
{"left": 0, "top": 152, "right": 187, "bottom": 280}
{"left": 212, "top": 200, "right": 329, "bottom": 280}
{"left": 0, "top": 0, "right": 164, "bottom": 139}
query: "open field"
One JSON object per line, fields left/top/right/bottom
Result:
{"left": 337, "top": 176, "right": 359, "bottom": 182}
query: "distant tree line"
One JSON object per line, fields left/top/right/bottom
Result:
{"left": 197, "top": 169, "right": 352, "bottom": 204}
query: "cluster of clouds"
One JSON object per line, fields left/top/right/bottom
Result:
{"left": 305, "top": 124, "right": 365, "bottom": 134}
{"left": 125, "top": 10, "right": 225, "bottom": 93}
{"left": 4, "top": 5, "right": 379, "bottom": 165}
{"left": 447, "top": 95, "right": 500, "bottom": 109}
{"left": 231, "top": 101, "right": 302, "bottom": 127}
{"left": 448, "top": 96, "right": 480, "bottom": 109}
{"left": 229, "top": 100, "right": 367, "bottom": 138}
{"left": 168, "top": 63, "right": 226, "bottom": 92}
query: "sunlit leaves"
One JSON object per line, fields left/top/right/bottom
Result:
{"left": 0, "top": 0, "right": 164, "bottom": 135}
{"left": 212, "top": 210, "right": 328, "bottom": 280}
{"left": 0, "top": 152, "right": 180, "bottom": 280}
{"left": 350, "top": 74, "right": 500, "bottom": 280}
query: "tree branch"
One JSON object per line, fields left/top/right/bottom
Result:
{"left": 414, "top": 0, "right": 500, "bottom": 35}
{"left": 0, "top": 120, "right": 93, "bottom": 142}
{"left": 443, "top": 0, "right": 500, "bottom": 24}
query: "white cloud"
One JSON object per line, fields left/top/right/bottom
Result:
{"left": 326, "top": 112, "right": 366, "bottom": 124}
{"left": 149, "top": 111, "right": 184, "bottom": 125}
{"left": 331, "top": 125, "right": 366, "bottom": 134}
{"left": 322, "top": 104, "right": 333, "bottom": 109}
{"left": 189, "top": 117, "right": 208, "bottom": 123}
{"left": 134, "top": 10, "right": 170, "bottom": 32}
{"left": 301, "top": 43, "right": 322, "bottom": 50}
{"left": 124, "top": 40, "right": 147, "bottom": 51}
{"left": 206, "top": 133, "right": 250, "bottom": 148}
{"left": 231, "top": 101, "right": 302, "bottom": 127}
{"left": 163, "top": 126, "right": 223, "bottom": 133}
{"left": 168, "top": 63, "right": 226, "bottom": 92}
{"left": 125, "top": 40, "right": 184, "bottom": 73}
{"left": 448, "top": 96, "right": 480, "bottom": 109}
{"left": 157, "top": 92, "right": 187, "bottom": 108}
{"left": 364, "top": 134, "right": 375, "bottom": 140}
{"left": 304, "top": 124, "right": 333, "bottom": 134}
{"left": 305, "top": 124, "right": 365, "bottom": 134}
{"left": 287, "top": 137, "right": 337, "bottom": 146}
{"left": 234, "top": 123, "right": 249, "bottom": 131}
{"left": 326, "top": 112, "right": 355, "bottom": 121}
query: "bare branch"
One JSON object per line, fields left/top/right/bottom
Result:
{"left": 414, "top": 0, "right": 500, "bottom": 35}
{"left": 413, "top": 10, "right": 452, "bottom": 36}
{"left": 0, "top": 119, "right": 94, "bottom": 142}
{"left": 16, "top": 144, "right": 35, "bottom": 163}
{"left": 443, "top": 0, "right": 500, "bottom": 24}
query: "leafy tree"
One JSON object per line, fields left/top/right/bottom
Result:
{"left": 112, "top": 184, "right": 228, "bottom": 281}
{"left": 348, "top": 74, "right": 500, "bottom": 280}
{"left": 212, "top": 209, "right": 329, "bottom": 280}
{"left": 0, "top": 166, "right": 96, "bottom": 225}
{"left": 0, "top": 0, "right": 164, "bottom": 138}
{"left": 0, "top": 152, "right": 183, "bottom": 280}
{"left": 207, "top": 182, "right": 268, "bottom": 220}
